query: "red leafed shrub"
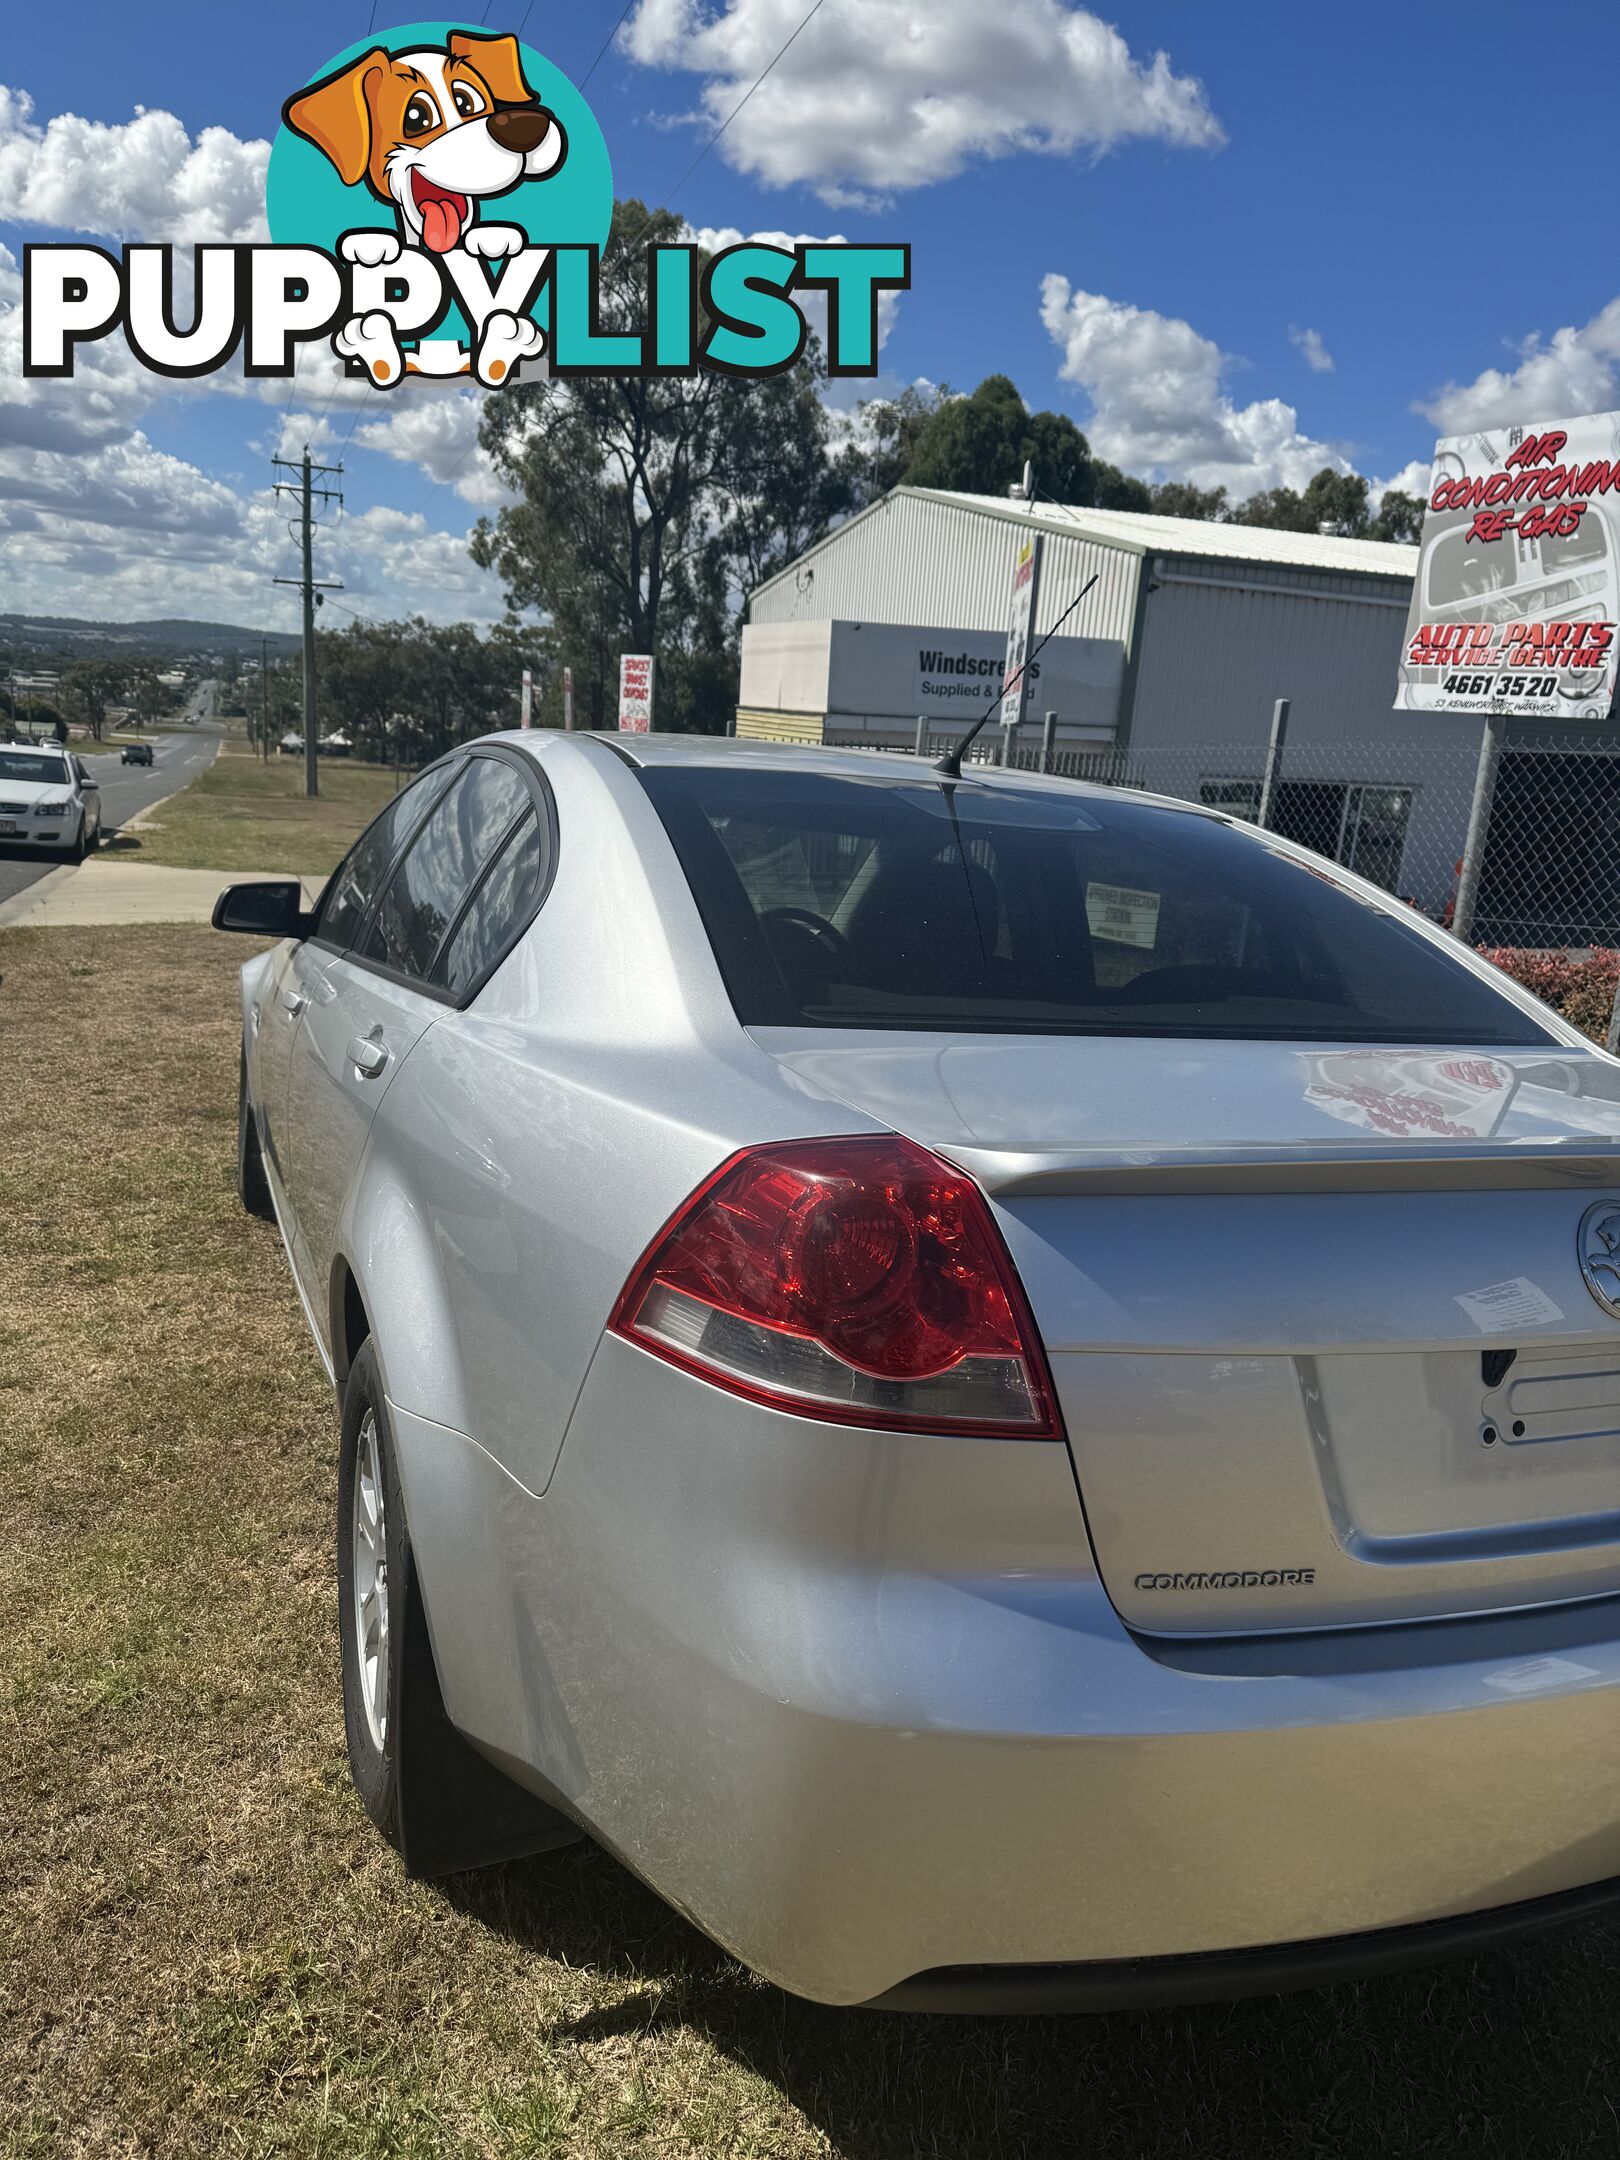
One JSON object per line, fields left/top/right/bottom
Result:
{"left": 1476, "top": 946, "right": 1620, "bottom": 1044}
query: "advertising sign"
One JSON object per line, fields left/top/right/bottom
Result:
{"left": 619, "top": 653, "right": 656, "bottom": 732}
{"left": 999, "top": 535, "right": 1043, "bottom": 730}
{"left": 1397, "top": 414, "right": 1620, "bottom": 719}
{"left": 907, "top": 626, "right": 1120, "bottom": 727}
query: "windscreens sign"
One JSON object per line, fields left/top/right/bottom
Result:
{"left": 1397, "top": 415, "right": 1620, "bottom": 719}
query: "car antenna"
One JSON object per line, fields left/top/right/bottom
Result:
{"left": 933, "top": 572, "right": 1100, "bottom": 779}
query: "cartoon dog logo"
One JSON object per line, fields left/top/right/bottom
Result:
{"left": 283, "top": 30, "right": 566, "bottom": 385}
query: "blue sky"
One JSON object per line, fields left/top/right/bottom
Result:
{"left": 4, "top": 0, "right": 1620, "bottom": 630}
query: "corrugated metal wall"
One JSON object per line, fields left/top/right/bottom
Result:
{"left": 1128, "top": 560, "right": 1422, "bottom": 754}
{"left": 748, "top": 492, "right": 1142, "bottom": 658}
{"left": 1126, "top": 560, "right": 1476, "bottom": 918}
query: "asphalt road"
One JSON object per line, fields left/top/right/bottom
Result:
{"left": 0, "top": 724, "right": 222, "bottom": 911}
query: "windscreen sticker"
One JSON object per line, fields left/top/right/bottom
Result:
{"left": 1085, "top": 881, "right": 1160, "bottom": 950}
{"left": 1455, "top": 1277, "right": 1564, "bottom": 1332}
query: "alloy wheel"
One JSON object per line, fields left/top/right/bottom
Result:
{"left": 351, "top": 1408, "right": 390, "bottom": 1750}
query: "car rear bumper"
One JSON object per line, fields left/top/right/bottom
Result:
{"left": 870, "top": 1872, "right": 1620, "bottom": 2012}
{"left": 391, "top": 1340, "right": 1620, "bottom": 2008}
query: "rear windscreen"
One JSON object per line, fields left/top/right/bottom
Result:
{"left": 639, "top": 765, "right": 1555, "bottom": 1045}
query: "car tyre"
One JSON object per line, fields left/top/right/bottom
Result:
{"left": 236, "top": 1052, "right": 275, "bottom": 1221}
{"left": 67, "top": 817, "right": 87, "bottom": 863}
{"left": 338, "top": 1343, "right": 409, "bottom": 1852}
{"left": 337, "top": 1337, "right": 582, "bottom": 1878}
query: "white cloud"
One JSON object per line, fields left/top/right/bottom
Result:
{"left": 685, "top": 223, "right": 901, "bottom": 359}
{"left": 354, "top": 394, "right": 510, "bottom": 507}
{"left": 823, "top": 372, "right": 940, "bottom": 446}
{"left": 1040, "top": 274, "right": 1351, "bottom": 495}
{"left": 0, "top": 426, "right": 271, "bottom": 624}
{"left": 320, "top": 507, "right": 508, "bottom": 622}
{"left": 1418, "top": 298, "right": 1620, "bottom": 435}
{"left": 622, "top": 0, "right": 1222, "bottom": 205}
{"left": 1290, "top": 324, "right": 1333, "bottom": 374}
{"left": 0, "top": 84, "right": 268, "bottom": 243}
{"left": 0, "top": 431, "right": 243, "bottom": 538}
{"left": 0, "top": 432, "right": 505, "bottom": 627}
{"left": 1369, "top": 458, "right": 1430, "bottom": 511}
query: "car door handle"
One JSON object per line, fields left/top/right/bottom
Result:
{"left": 280, "top": 989, "right": 306, "bottom": 1016}
{"left": 348, "top": 1035, "right": 389, "bottom": 1079}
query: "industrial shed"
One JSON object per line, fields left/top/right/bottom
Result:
{"left": 741, "top": 486, "right": 1422, "bottom": 752}
{"left": 738, "top": 488, "right": 1583, "bottom": 931}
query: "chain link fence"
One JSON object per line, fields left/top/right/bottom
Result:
{"left": 744, "top": 719, "right": 1620, "bottom": 956}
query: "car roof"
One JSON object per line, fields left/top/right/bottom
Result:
{"left": 489, "top": 728, "right": 1215, "bottom": 818}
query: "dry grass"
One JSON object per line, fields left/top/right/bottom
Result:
{"left": 123, "top": 751, "right": 405, "bottom": 875}
{"left": 3, "top": 923, "right": 1620, "bottom": 2159}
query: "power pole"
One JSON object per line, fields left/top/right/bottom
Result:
{"left": 273, "top": 444, "right": 344, "bottom": 798}
{"left": 260, "top": 635, "right": 270, "bottom": 763}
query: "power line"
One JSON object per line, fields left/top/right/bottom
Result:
{"left": 331, "top": 382, "right": 379, "bottom": 458}
{"left": 579, "top": 0, "right": 637, "bottom": 89}
{"left": 624, "top": 0, "right": 827, "bottom": 242}
{"left": 403, "top": 400, "right": 484, "bottom": 518}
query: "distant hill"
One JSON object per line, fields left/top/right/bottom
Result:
{"left": 0, "top": 614, "right": 302, "bottom": 664}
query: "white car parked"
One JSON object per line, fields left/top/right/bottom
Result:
{"left": 0, "top": 742, "right": 103, "bottom": 859}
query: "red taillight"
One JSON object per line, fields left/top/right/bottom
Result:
{"left": 608, "top": 1135, "right": 1060, "bottom": 1437}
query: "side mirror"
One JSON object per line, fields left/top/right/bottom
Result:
{"left": 81, "top": 777, "right": 98, "bottom": 791}
{"left": 211, "top": 879, "right": 313, "bottom": 938}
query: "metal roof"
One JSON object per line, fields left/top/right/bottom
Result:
{"left": 921, "top": 491, "right": 1418, "bottom": 580}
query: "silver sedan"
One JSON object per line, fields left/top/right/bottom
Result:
{"left": 215, "top": 733, "right": 1620, "bottom": 2010}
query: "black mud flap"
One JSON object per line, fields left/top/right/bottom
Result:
{"left": 396, "top": 1553, "right": 583, "bottom": 1880}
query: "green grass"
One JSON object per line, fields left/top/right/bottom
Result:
{"left": 124, "top": 747, "right": 406, "bottom": 874}
{"left": 2, "top": 924, "right": 1619, "bottom": 2158}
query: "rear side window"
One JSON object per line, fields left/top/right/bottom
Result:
{"left": 436, "top": 810, "right": 546, "bottom": 997}
{"left": 317, "top": 762, "right": 458, "bottom": 949}
{"left": 639, "top": 766, "right": 1555, "bottom": 1046}
{"left": 363, "top": 755, "right": 530, "bottom": 982}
